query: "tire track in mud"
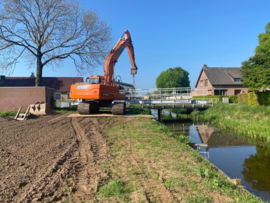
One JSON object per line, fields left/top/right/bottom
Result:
{"left": 70, "top": 117, "right": 109, "bottom": 202}
{"left": 15, "top": 140, "right": 79, "bottom": 202}
{"left": 0, "top": 114, "right": 67, "bottom": 130}
{"left": 5, "top": 115, "right": 79, "bottom": 203}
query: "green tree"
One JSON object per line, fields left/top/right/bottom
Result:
{"left": 255, "top": 23, "right": 270, "bottom": 55}
{"left": 240, "top": 22, "right": 270, "bottom": 91}
{"left": 156, "top": 67, "right": 190, "bottom": 88}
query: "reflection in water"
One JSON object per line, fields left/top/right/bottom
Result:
{"left": 242, "top": 147, "right": 270, "bottom": 195}
{"left": 196, "top": 125, "right": 252, "bottom": 151}
{"left": 162, "top": 110, "right": 178, "bottom": 118}
{"left": 164, "top": 122, "right": 270, "bottom": 201}
{"left": 151, "top": 109, "right": 188, "bottom": 121}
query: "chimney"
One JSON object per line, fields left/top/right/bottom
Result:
{"left": 0, "top": 75, "right": 6, "bottom": 84}
{"left": 30, "top": 72, "right": 35, "bottom": 78}
{"left": 203, "top": 64, "right": 208, "bottom": 69}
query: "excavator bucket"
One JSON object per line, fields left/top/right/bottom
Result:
{"left": 14, "top": 102, "right": 56, "bottom": 120}
{"left": 29, "top": 102, "right": 56, "bottom": 116}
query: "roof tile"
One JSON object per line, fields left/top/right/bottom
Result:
{"left": 204, "top": 67, "right": 242, "bottom": 85}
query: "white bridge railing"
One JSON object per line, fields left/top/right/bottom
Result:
{"left": 120, "top": 87, "right": 192, "bottom": 101}
{"left": 119, "top": 87, "right": 219, "bottom": 104}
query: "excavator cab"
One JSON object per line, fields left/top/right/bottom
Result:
{"left": 86, "top": 75, "right": 104, "bottom": 84}
{"left": 89, "top": 78, "right": 100, "bottom": 84}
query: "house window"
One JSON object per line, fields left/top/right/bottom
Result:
{"left": 205, "top": 80, "right": 208, "bottom": 86}
{"left": 200, "top": 80, "right": 203, "bottom": 87}
{"left": 214, "top": 90, "right": 227, "bottom": 95}
{"left": 67, "top": 92, "right": 71, "bottom": 99}
{"left": 234, "top": 78, "right": 241, "bottom": 82}
{"left": 234, "top": 90, "right": 241, "bottom": 95}
{"left": 54, "top": 93, "right": 62, "bottom": 100}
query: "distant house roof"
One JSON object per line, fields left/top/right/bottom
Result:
{"left": 195, "top": 65, "right": 243, "bottom": 87}
{"left": 0, "top": 77, "right": 84, "bottom": 92}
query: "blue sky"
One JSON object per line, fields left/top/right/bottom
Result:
{"left": 8, "top": 0, "right": 270, "bottom": 89}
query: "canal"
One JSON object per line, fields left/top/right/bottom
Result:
{"left": 151, "top": 109, "right": 270, "bottom": 201}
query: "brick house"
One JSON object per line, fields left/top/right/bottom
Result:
{"left": 194, "top": 64, "right": 248, "bottom": 96}
{"left": 0, "top": 76, "right": 83, "bottom": 101}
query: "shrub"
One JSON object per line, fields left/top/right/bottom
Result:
{"left": 238, "top": 92, "right": 270, "bottom": 106}
{"left": 193, "top": 95, "right": 238, "bottom": 103}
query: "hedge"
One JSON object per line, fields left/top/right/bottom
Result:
{"left": 192, "top": 95, "right": 238, "bottom": 103}
{"left": 237, "top": 92, "right": 270, "bottom": 106}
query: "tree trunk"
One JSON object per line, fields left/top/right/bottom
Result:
{"left": 35, "top": 51, "right": 43, "bottom": 86}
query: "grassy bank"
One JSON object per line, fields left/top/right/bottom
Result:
{"left": 191, "top": 103, "right": 270, "bottom": 142}
{"left": 97, "top": 117, "right": 263, "bottom": 202}
{"left": 126, "top": 104, "right": 151, "bottom": 115}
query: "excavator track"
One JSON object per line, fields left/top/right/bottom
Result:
{"left": 112, "top": 103, "right": 126, "bottom": 115}
{"left": 78, "top": 102, "right": 99, "bottom": 114}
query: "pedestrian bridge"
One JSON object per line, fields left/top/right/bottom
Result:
{"left": 119, "top": 87, "right": 216, "bottom": 121}
{"left": 120, "top": 87, "right": 218, "bottom": 105}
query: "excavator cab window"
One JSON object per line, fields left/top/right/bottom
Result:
{"left": 89, "top": 78, "right": 100, "bottom": 84}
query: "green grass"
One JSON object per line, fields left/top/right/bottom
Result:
{"left": 104, "top": 117, "right": 265, "bottom": 203}
{"left": 98, "top": 179, "right": 132, "bottom": 202}
{"left": 126, "top": 104, "right": 151, "bottom": 114}
{"left": 191, "top": 103, "right": 270, "bottom": 142}
{"left": 183, "top": 194, "right": 212, "bottom": 203}
{"left": 0, "top": 111, "right": 19, "bottom": 117}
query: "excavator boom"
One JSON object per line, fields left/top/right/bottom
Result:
{"left": 104, "top": 30, "right": 138, "bottom": 86}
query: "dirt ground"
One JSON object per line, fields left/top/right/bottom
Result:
{"left": 0, "top": 114, "right": 111, "bottom": 202}
{"left": 0, "top": 114, "right": 261, "bottom": 203}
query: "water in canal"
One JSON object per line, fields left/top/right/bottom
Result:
{"left": 151, "top": 109, "right": 270, "bottom": 201}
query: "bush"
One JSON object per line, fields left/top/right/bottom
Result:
{"left": 238, "top": 92, "right": 270, "bottom": 106}
{"left": 258, "top": 92, "right": 270, "bottom": 106}
{"left": 193, "top": 95, "right": 238, "bottom": 103}
{"left": 228, "top": 95, "right": 238, "bottom": 103}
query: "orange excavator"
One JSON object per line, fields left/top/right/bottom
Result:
{"left": 70, "top": 30, "right": 138, "bottom": 115}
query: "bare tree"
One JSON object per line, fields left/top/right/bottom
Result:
{"left": 0, "top": 0, "right": 112, "bottom": 86}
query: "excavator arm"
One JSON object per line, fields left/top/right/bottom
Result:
{"left": 104, "top": 30, "right": 138, "bottom": 86}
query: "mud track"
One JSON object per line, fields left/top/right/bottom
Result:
{"left": 0, "top": 115, "right": 109, "bottom": 202}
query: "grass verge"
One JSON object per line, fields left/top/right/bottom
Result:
{"left": 0, "top": 111, "right": 19, "bottom": 117}
{"left": 191, "top": 103, "right": 270, "bottom": 142}
{"left": 97, "top": 117, "right": 264, "bottom": 202}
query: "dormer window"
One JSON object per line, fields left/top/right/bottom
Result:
{"left": 234, "top": 78, "right": 241, "bottom": 82}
